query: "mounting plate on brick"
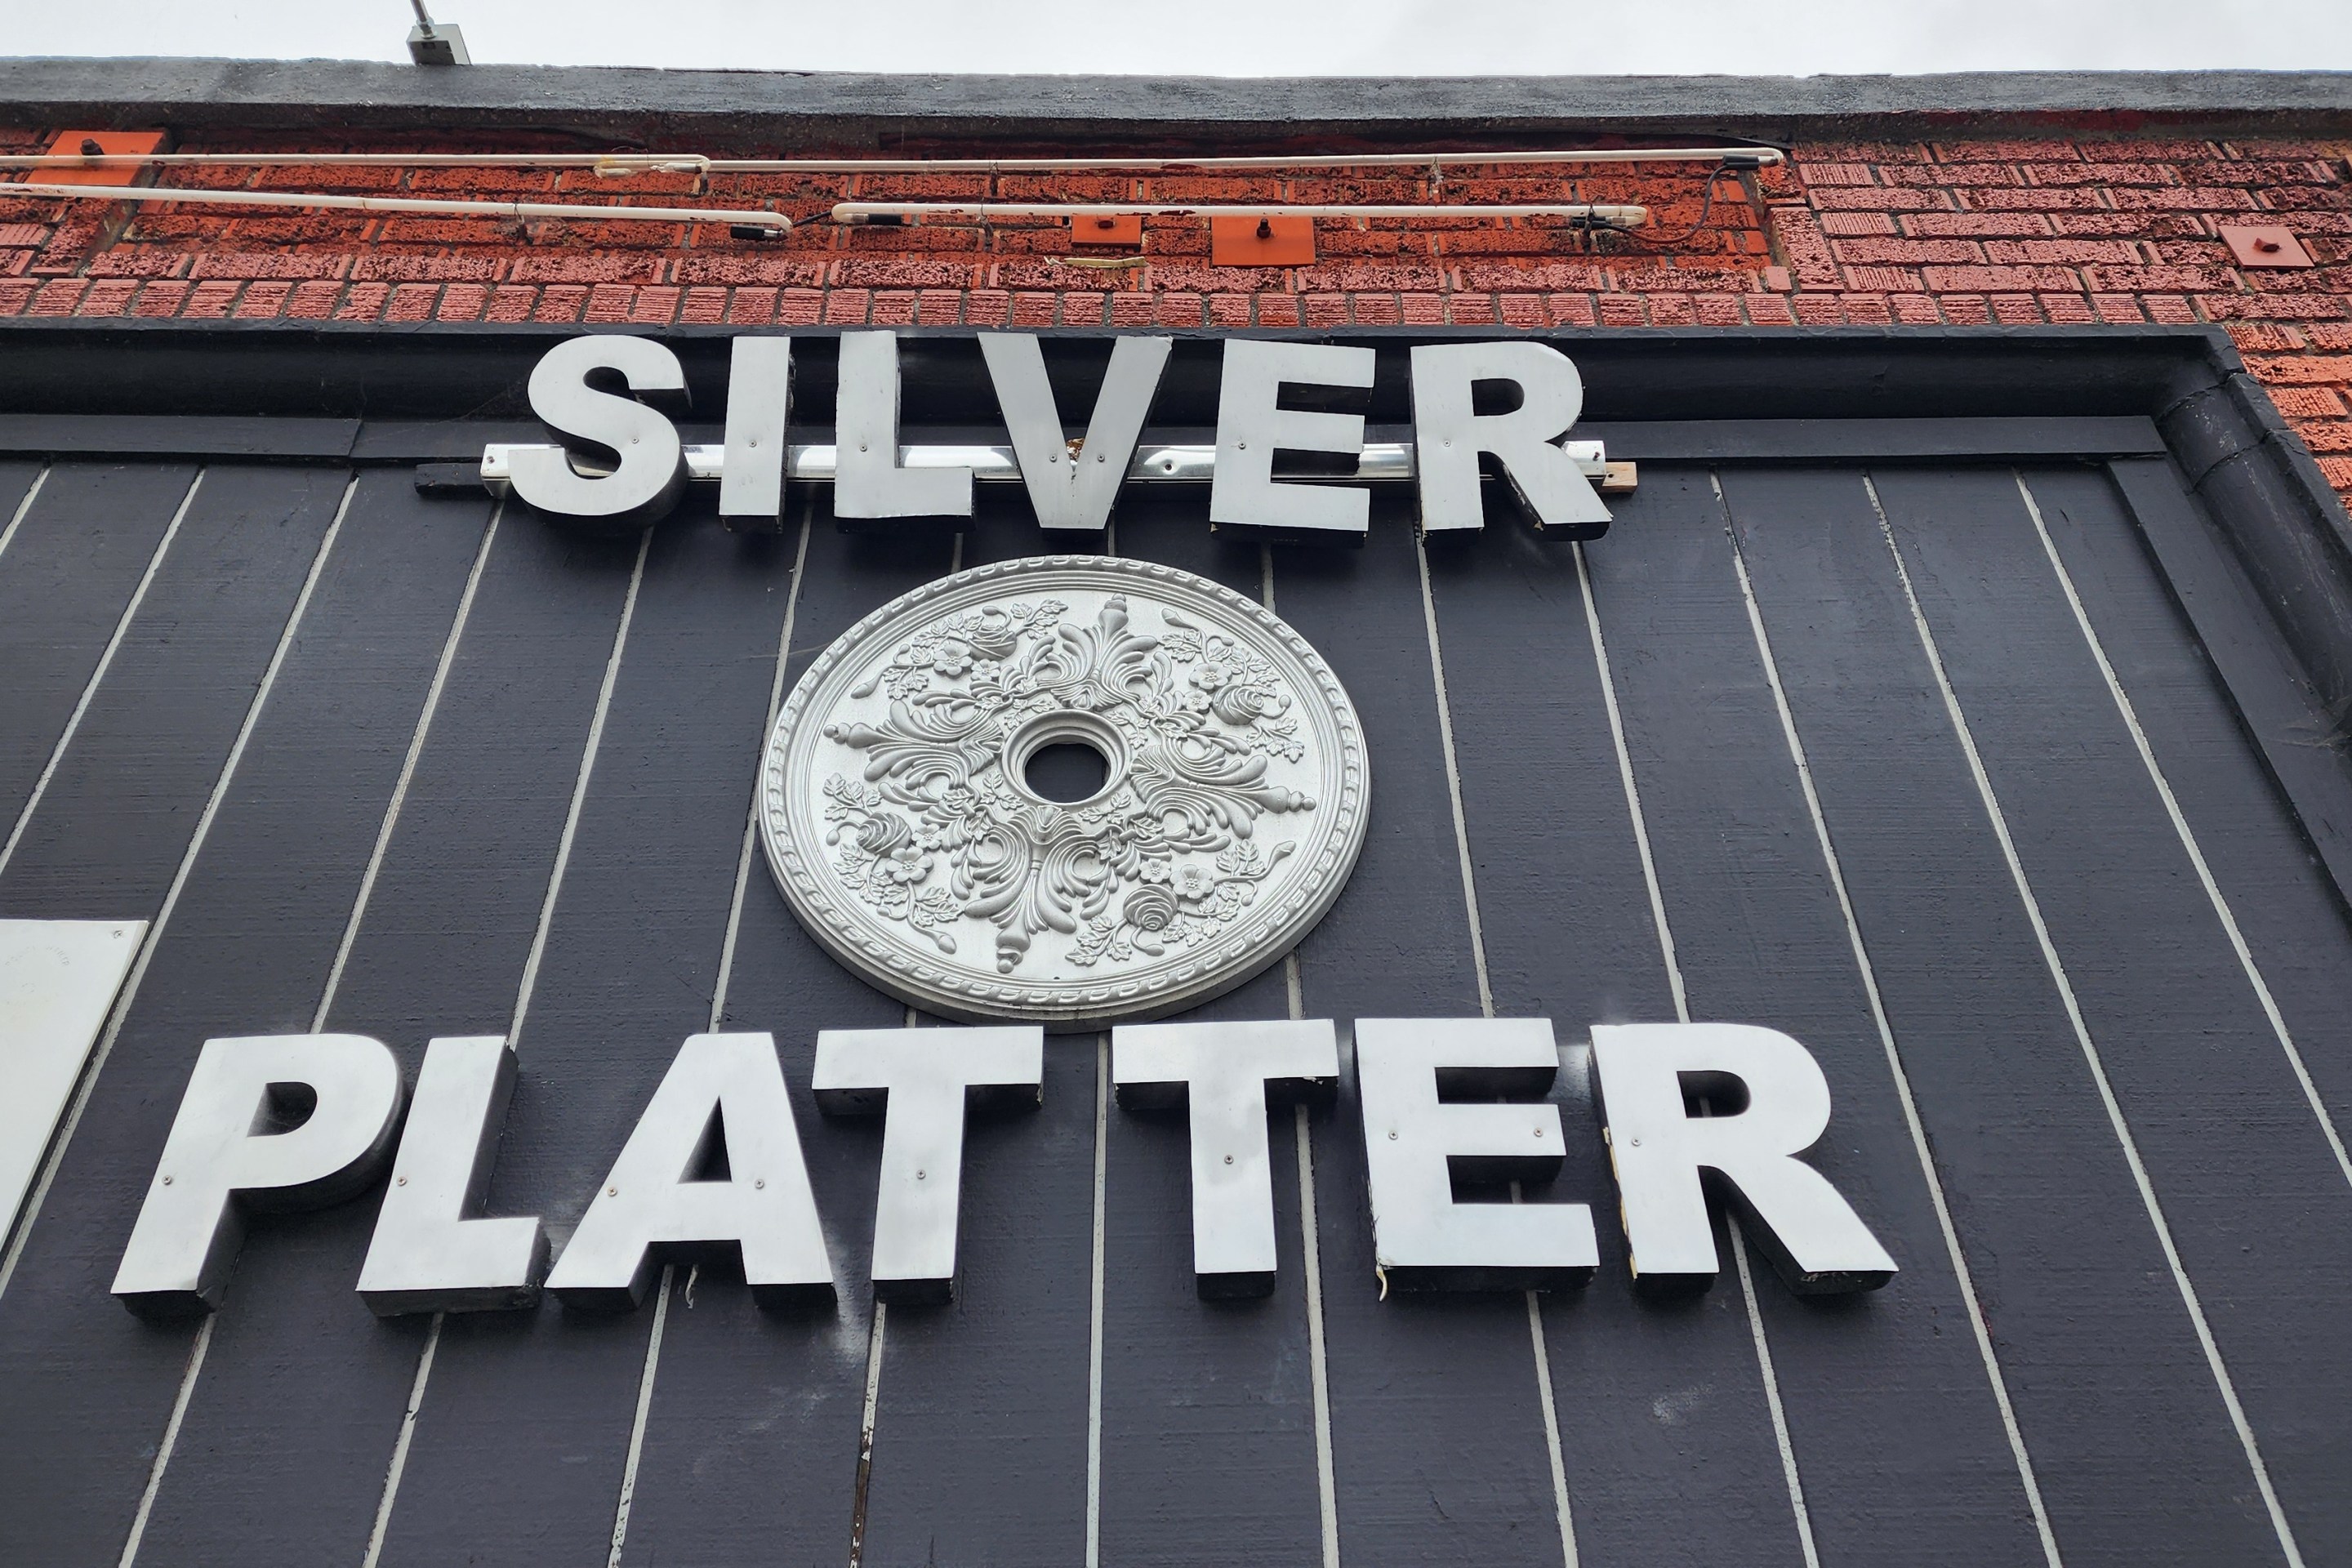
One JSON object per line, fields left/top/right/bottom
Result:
{"left": 1070, "top": 214, "right": 1143, "bottom": 247}
{"left": 40, "top": 130, "right": 168, "bottom": 187}
{"left": 1211, "top": 216, "right": 1315, "bottom": 267}
{"left": 2217, "top": 225, "right": 2314, "bottom": 270}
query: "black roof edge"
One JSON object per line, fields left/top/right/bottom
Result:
{"left": 2, "top": 59, "right": 2350, "bottom": 150}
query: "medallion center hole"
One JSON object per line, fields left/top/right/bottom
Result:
{"left": 1024, "top": 742, "right": 1110, "bottom": 804}
{"left": 1003, "top": 708, "right": 1128, "bottom": 808}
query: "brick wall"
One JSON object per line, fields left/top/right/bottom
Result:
{"left": 1, "top": 125, "right": 2347, "bottom": 500}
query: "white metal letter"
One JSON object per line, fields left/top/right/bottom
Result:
{"left": 1209, "top": 339, "right": 1376, "bottom": 537}
{"left": 834, "top": 331, "right": 975, "bottom": 519}
{"left": 356, "top": 1036, "right": 545, "bottom": 1316}
{"left": 0, "top": 920, "right": 143, "bottom": 1249}
{"left": 812, "top": 1026, "right": 1043, "bottom": 1303}
{"left": 113, "top": 1033, "right": 405, "bottom": 1318}
{"left": 719, "top": 335, "right": 794, "bottom": 522}
{"left": 1410, "top": 341, "right": 1610, "bottom": 537}
{"left": 507, "top": 334, "right": 689, "bottom": 527}
{"left": 1589, "top": 1022, "right": 1897, "bottom": 1294}
{"left": 1356, "top": 1016, "right": 1596, "bottom": 1290}
{"left": 546, "top": 1033, "right": 833, "bottom": 1310}
{"left": 978, "top": 333, "right": 1172, "bottom": 532}
{"left": 1112, "top": 1018, "right": 1337, "bottom": 1297}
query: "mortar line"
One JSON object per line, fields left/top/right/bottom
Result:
{"left": 2012, "top": 470, "right": 2352, "bottom": 1195}
{"left": 1865, "top": 474, "right": 2305, "bottom": 1568}
{"left": 1719, "top": 478, "right": 2062, "bottom": 1567}
{"left": 1417, "top": 538, "right": 1576, "bottom": 1568}
{"left": 362, "top": 524, "right": 656, "bottom": 1568}
{"left": 1573, "top": 538, "right": 1818, "bottom": 1568}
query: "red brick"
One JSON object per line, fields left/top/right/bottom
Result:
{"left": 1349, "top": 293, "right": 1400, "bottom": 327}
{"left": 385, "top": 283, "right": 439, "bottom": 322}
{"left": 1831, "top": 238, "right": 1981, "bottom": 264}
{"left": 1499, "top": 294, "right": 1543, "bottom": 330}
{"left": 86, "top": 249, "right": 190, "bottom": 278}
{"left": 435, "top": 282, "right": 488, "bottom": 320}
{"left": 1792, "top": 294, "right": 1845, "bottom": 324}
{"left": 777, "top": 287, "right": 824, "bottom": 327}
{"left": 0, "top": 223, "right": 47, "bottom": 247}
{"left": 1695, "top": 293, "right": 1744, "bottom": 326}
{"left": 2025, "top": 162, "right": 2176, "bottom": 187}
{"left": 1302, "top": 292, "right": 1347, "bottom": 328}
{"left": 2306, "top": 325, "right": 2352, "bottom": 351}
{"left": 2080, "top": 265, "right": 2233, "bottom": 292}
{"left": 675, "top": 255, "right": 828, "bottom": 288}
{"left": 132, "top": 280, "right": 191, "bottom": 318}
{"left": 234, "top": 281, "right": 292, "bottom": 318}
{"left": 2110, "top": 187, "right": 2261, "bottom": 212}
{"left": 822, "top": 287, "right": 872, "bottom": 326}
{"left": 1795, "top": 163, "right": 1877, "bottom": 187}
{"left": 1811, "top": 188, "right": 1948, "bottom": 212}
{"left": 1061, "top": 294, "right": 1109, "bottom": 327}
{"left": 28, "top": 278, "right": 87, "bottom": 317}
{"left": 508, "top": 252, "right": 663, "bottom": 285}
{"left": 483, "top": 284, "right": 537, "bottom": 323}
{"left": 74, "top": 278, "right": 140, "bottom": 316}
{"left": 1939, "top": 294, "right": 1992, "bottom": 324}
{"left": 286, "top": 279, "right": 346, "bottom": 318}
{"left": 2144, "top": 295, "right": 2199, "bottom": 324}
{"left": 2269, "top": 386, "right": 2345, "bottom": 417}
{"left": 1844, "top": 266, "right": 1926, "bottom": 292}
{"left": 1891, "top": 293, "right": 1942, "bottom": 324}
{"left": 870, "top": 290, "right": 918, "bottom": 327}
{"left": 2038, "top": 293, "right": 2096, "bottom": 324}
{"left": 0, "top": 278, "right": 40, "bottom": 315}
{"left": 2247, "top": 354, "right": 2352, "bottom": 384}
{"left": 1982, "top": 239, "right": 2140, "bottom": 265}
{"left": 2225, "top": 323, "right": 2305, "bottom": 352}
{"left": 1544, "top": 292, "right": 1598, "bottom": 328}
{"left": 1446, "top": 293, "right": 1498, "bottom": 326}
{"left": 190, "top": 250, "right": 350, "bottom": 281}
{"left": 1820, "top": 212, "right": 1897, "bottom": 237}
{"left": 1010, "top": 291, "right": 1055, "bottom": 327}
{"left": 533, "top": 285, "right": 589, "bottom": 323}
{"left": 2200, "top": 292, "right": 2346, "bottom": 320}
{"left": 1989, "top": 295, "right": 2044, "bottom": 324}
{"left": 2090, "top": 293, "right": 2148, "bottom": 323}
{"left": 1597, "top": 293, "right": 1646, "bottom": 327}
{"left": 964, "top": 289, "right": 1010, "bottom": 327}
{"left": 1744, "top": 294, "right": 1797, "bottom": 326}
{"left": 353, "top": 252, "right": 503, "bottom": 283}
{"left": 2319, "top": 457, "right": 2352, "bottom": 489}
{"left": 912, "top": 288, "right": 961, "bottom": 325}
{"left": 1213, "top": 291, "right": 1258, "bottom": 327}
{"left": 1920, "top": 265, "right": 2084, "bottom": 291}
{"left": 2301, "top": 422, "right": 2352, "bottom": 452}
{"left": 1965, "top": 188, "right": 2108, "bottom": 211}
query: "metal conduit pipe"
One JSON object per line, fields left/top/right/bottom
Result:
{"left": 0, "top": 146, "right": 1780, "bottom": 174}
{"left": 0, "top": 180, "right": 791, "bottom": 232}
{"left": 835, "top": 200, "right": 1650, "bottom": 227}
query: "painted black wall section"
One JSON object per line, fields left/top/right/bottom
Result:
{"left": 1575, "top": 469, "right": 2052, "bottom": 1564}
{"left": 122, "top": 477, "right": 495, "bottom": 1567}
{"left": 1272, "top": 498, "right": 1573, "bottom": 1568}
{"left": 0, "top": 462, "right": 182, "bottom": 838}
{"left": 1099, "top": 498, "right": 1325, "bottom": 1568}
{"left": 849, "top": 507, "right": 1103, "bottom": 1568}
{"left": 1873, "top": 466, "right": 2352, "bottom": 1551}
{"left": 371, "top": 513, "right": 797, "bottom": 1568}
{"left": 1423, "top": 484, "right": 1811, "bottom": 1568}
{"left": 1721, "top": 468, "right": 2289, "bottom": 1567}
{"left": 0, "top": 465, "right": 343, "bottom": 1567}
{"left": 617, "top": 508, "right": 947, "bottom": 1568}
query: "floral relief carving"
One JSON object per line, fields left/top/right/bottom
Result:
{"left": 819, "top": 594, "right": 1317, "bottom": 976}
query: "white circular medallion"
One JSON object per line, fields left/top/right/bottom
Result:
{"left": 760, "top": 556, "right": 1369, "bottom": 1028}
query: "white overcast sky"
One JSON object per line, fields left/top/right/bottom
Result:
{"left": 6, "top": 0, "right": 2352, "bottom": 75}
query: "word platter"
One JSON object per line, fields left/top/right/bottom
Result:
{"left": 112, "top": 1018, "right": 1895, "bottom": 1322}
